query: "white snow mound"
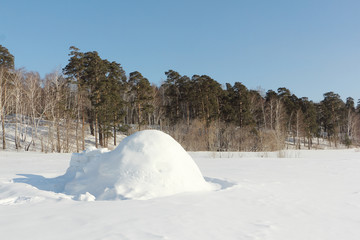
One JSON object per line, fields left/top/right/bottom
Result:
{"left": 63, "top": 130, "right": 213, "bottom": 200}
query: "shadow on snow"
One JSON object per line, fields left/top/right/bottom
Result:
{"left": 13, "top": 174, "right": 237, "bottom": 197}
{"left": 204, "top": 177, "right": 237, "bottom": 190}
{"left": 14, "top": 174, "right": 68, "bottom": 193}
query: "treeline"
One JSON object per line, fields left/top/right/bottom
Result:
{"left": 1, "top": 44, "right": 359, "bottom": 152}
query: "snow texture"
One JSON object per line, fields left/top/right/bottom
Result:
{"left": 1, "top": 146, "right": 360, "bottom": 239}
{"left": 63, "top": 130, "right": 214, "bottom": 200}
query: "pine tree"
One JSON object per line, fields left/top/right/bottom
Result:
{"left": 0, "top": 45, "right": 14, "bottom": 149}
{"left": 63, "top": 46, "right": 86, "bottom": 151}
{"left": 163, "top": 70, "right": 193, "bottom": 125}
{"left": 224, "top": 82, "right": 254, "bottom": 127}
{"left": 248, "top": 89, "right": 265, "bottom": 129}
{"left": 99, "top": 60, "right": 127, "bottom": 146}
{"left": 81, "top": 51, "right": 109, "bottom": 147}
{"left": 344, "top": 97, "right": 355, "bottom": 146}
{"left": 320, "top": 92, "right": 344, "bottom": 147}
{"left": 129, "top": 71, "right": 154, "bottom": 130}
{"left": 299, "top": 97, "right": 318, "bottom": 149}
{"left": 0, "top": 45, "right": 14, "bottom": 69}
{"left": 192, "top": 75, "right": 222, "bottom": 124}
{"left": 277, "top": 88, "right": 302, "bottom": 147}
{"left": 265, "top": 90, "right": 278, "bottom": 130}
{"left": 163, "top": 70, "right": 182, "bottom": 124}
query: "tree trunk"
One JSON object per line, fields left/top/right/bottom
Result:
{"left": 138, "top": 102, "right": 142, "bottom": 131}
{"left": 0, "top": 81, "right": 6, "bottom": 149}
{"left": 75, "top": 117, "right": 79, "bottom": 153}
{"left": 82, "top": 111, "right": 85, "bottom": 150}
{"left": 15, "top": 104, "right": 19, "bottom": 150}
{"left": 56, "top": 122, "right": 61, "bottom": 153}
{"left": 1, "top": 112, "right": 5, "bottom": 149}
{"left": 99, "top": 124, "right": 103, "bottom": 147}
{"left": 95, "top": 112, "right": 98, "bottom": 148}
{"left": 65, "top": 119, "right": 70, "bottom": 153}
{"left": 270, "top": 101, "right": 274, "bottom": 130}
{"left": 113, "top": 125, "right": 117, "bottom": 146}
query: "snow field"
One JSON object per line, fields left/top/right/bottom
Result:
{"left": 1, "top": 147, "right": 360, "bottom": 239}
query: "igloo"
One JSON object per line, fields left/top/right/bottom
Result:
{"left": 63, "top": 130, "right": 213, "bottom": 200}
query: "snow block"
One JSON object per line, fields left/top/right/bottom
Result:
{"left": 64, "top": 130, "right": 213, "bottom": 200}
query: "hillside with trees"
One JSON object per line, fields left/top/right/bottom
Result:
{"left": 1, "top": 45, "right": 359, "bottom": 152}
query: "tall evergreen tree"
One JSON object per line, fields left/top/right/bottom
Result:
{"left": 63, "top": 46, "right": 87, "bottom": 150}
{"left": 223, "top": 82, "right": 253, "bottom": 127}
{"left": 320, "top": 92, "right": 344, "bottom": 147}
{"left": 98, "top": 60, "right": 127, "bottom": 146}
{"left": 0, "top": 45, "right": 14, "bottom": 69}
{"left": 192, "top": 75, "right": 222, "bottom": 124}
{"left": 163, "top": 70, "right": 182, "bottom": 123}
{"left": 265, "top": 90, "right": 278, "bottom": 130}
{"left": 344, "top": 97, "right": 355, "bottom": 145}
{"left": 129, "top": 71, "right": 154, "bottom": 130}
{"left": 278, "top": 88, "right": 303, "bottom": 146}
{"left": 0, "top": 45, "right": 14, "bottom": 149}
{"left": 299, "top": 97, "right": 318, "bottom": 149}
{"left": 81, "top": 51, "right": 109, "bottom": 147}
{"left": 163, "top": 70, "right": 193, "bottom": 125}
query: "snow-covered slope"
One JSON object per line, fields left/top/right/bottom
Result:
{"left": 1, "top": 149, "right": 360, "bottom": 239}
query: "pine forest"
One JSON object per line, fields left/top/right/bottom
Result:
{"left": 1, "top": 45, "right": 359, "bottom": 152}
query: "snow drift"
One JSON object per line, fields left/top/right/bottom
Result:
{"left": 63, "top": 130, "right": 213, "bottom": 200}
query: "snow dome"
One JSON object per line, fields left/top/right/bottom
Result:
{"left": 63, "top": 130, "right": 213, "bottom": 200}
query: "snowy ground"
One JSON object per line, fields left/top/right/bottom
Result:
{"left": 1, "top": 149, "right": 360, "bottom": 240}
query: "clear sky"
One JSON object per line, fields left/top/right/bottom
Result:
{"left": 1, "top": 0, "right": 359, "bottom": 102}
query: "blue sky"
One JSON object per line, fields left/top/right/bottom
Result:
{"left": 1, "top": 0, "right": 359, "bottom": 102}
